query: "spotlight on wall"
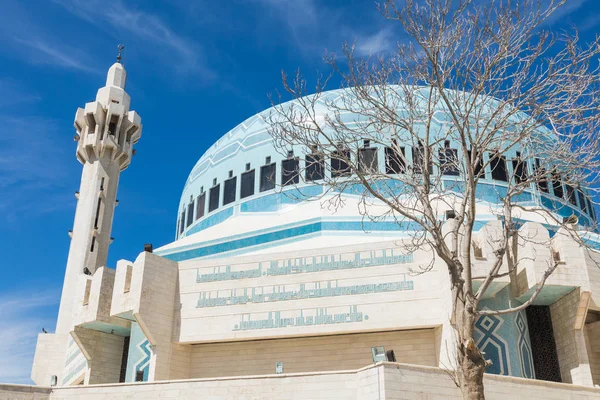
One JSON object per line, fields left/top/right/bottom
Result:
{"left": 50, "top": 375, "right": 58, "bottom": 387}
{"left": 144, "top": 243, "right": 153, "bottom": 253}
{"left": 385, "top": 350, "right": 397, "bottom": 362}
{"left": 371, "top": 346, "right": 386, "bottom": 363}
{"left": 445, "top": 209, "right": 457, "bottom": 220}
{"left": 83, "top": 267, "right": 92, "bottom": 276}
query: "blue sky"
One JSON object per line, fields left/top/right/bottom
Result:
{"left": 0, "top": 0, "right": 597, "bottom": 384}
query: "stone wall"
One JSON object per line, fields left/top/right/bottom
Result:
{"left": 6, "top": 362, "right": 600, "bottom": 400}
{"left": 190, "top": 329, "right": 436, "bottom": 378}
{"left": 0, "top": 384, "right": 50, "bottom": 400}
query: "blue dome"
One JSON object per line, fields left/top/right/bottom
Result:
{"left": 175, "top": 86, "right": 595, "bottom": 240}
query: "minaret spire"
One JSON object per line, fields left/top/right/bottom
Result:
{"left": 54, "top": 56, "right": 142, "bottom": 335}
{"left": 116, "top": 44, "right": 124, "bottom": 64}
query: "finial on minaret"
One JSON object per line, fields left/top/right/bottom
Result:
{"left": 116, "top": 44, "right": 125, "bottom": 64}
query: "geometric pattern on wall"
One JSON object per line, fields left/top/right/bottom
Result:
{"left": 474, "top": 311, "right": 511, "bottom": 376}
{"left": 515, "top": 311, "right": 535, "bottom": 379}
{"left": 134, "top": 339, "right": 152, "bottom": 382}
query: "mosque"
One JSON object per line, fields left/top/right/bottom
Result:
{"left": 21, "top": 58, "right": 600, "bottom": 398}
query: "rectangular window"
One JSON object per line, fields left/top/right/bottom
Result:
{"left": 534, "top": 159, "right": 549, "bottom": 193}
{"left": 565, "top": 183, "right": 577, "bottom": 206}
{"left": 282, "top": 158, "right": 300, "bottom": 186}
{"left": 512, "top": 158, "right": 528, "bottom": 184}
{"left": 586, "top": 197, "right": 594, "bottom": 218}
{"left": 331, "top": 149, "right": 351, "bottom": 177}
{"left": 551, "top": 172, "right": 564, "bottom": 199}
{"left": 241, "top": 170, "right": 255, "bottom": 198}
{"left": 358, "top": 148, "right": 378, "bottom": 174}
{"left": 490, "top": 154, "right": 508, "bottom": 182}
{"left": 385, "top": 145, "right": 405, "bottom": 174}
{"left": 186, "top": 201, "right": 194, "bottom": 227}
{"left": 467, "top": 149, "right": 485, "bottom": 179}
{"left": 305, "top": 154, "right": 325, "bottom": 181}
{"left": 260, "top": 163, "right": 276, "bottom": 192}
{"left": 439, "top": 147, "right": 459, "bottom": 176}
{"left": 209, "top": 184, "right": 220, "bottom": 212}
{"left": 577, "top": 189, "right": 588, "bottom": 212}
{"left": 94, "top": 197, "right": 102, "bottom": 229}
{"left": 223, "top": 177, "right": 237, "bottom": 205}
{"left": 179, "top": 212, "right": 185, "bottom": 234}
{"left": 196, "top": 193, "right": 206, "bottom": 220}
{"left": 412, "top": 144, "right": 432, "bottom": 174}
{"left": 107, "top": 114, "right": 118, "bottom": 137}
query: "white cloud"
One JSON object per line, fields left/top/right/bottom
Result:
{"left": 0, "top": 291, "right": 59, "bottom": 384}
{"left": 0, "top": 115, "right": 73, "bottom": 222}
{"left": 355, "top": 28, "right": 396, "bottom": 56}
{"left": 14, "top": 38, "right": 100, "bottom": 74}
{"left": 53, "top": 0, "right": 215, "bottom": 79}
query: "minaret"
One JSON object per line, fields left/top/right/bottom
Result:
{"left": 55, "top": 50, "right": 142, "bottom": 334}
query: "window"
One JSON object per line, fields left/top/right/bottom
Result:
{"left": 107, "top": 114, "right": 118, "bottom": 137}
{"left": 179, "top": 212, "right": 185, "bottom": 234}
{"left": 282, "top": 158, "right": 300, "bottom": 186}
{"left": 209, "top": 184, "right": 220, "bottom": 212}
{"left": 196, "top": 193, "right": 206, "bottom": 220}
{"left": 223, "top": 176, "right": 237, "bottom": 205}
{"left": 565, "top": 183, "right": 577, "bottom": 206}
{"left": 467, "top": 149, "right": 485, "bottom": 179}
{"left": 586, "top": 197, "right": 594, "bottom": 218}
{"left": 186, "top": 201, "right": 194, "bottom": 227}
{"left": 241, "top": 169, "right": 255, "bottom": 198}
{"left": 359, "top": 147, "right": 378, "bottom": 173}
{"left": 577, "top": 189, "right": 588, "bottom": 212}
{"left": 385, "top": 144, "right": 405, "bottom": 174}
{"left": 534, "top": 159, "right": 549, "bottom": 193}
{"left": 412, "top": 143, "right": 432, "bottom": 174}
{"left": 331, "top": 148, "right": 351, "bottom": 177}
{"left": 551, "top": 172, "right": 564, "bottom": 199}
{"left": 94, "top": 197, "right": 102, "bottom": 229}
{"left": 260, "top": 163, "right": 276, "bottom": 192}
{"left": 306, "top": 154, "right": 325, "bottom": 181}
{"left": 512, "top": 155, "right": 528, "bottom": 184}
{"left": 490, "top": 153, "right": 508, "bottom": 182}
{"left": 439, "top": 142, "right": 459, "bottom": 176}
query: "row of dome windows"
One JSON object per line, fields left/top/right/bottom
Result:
{"left": 177, "top": 143, "right": 596, "bottom": 236}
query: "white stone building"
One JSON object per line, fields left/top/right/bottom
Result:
{"left": 23, "top": 59, "right": 600, "bottom": 398}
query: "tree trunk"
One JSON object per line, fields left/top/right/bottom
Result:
{"left": 457, "top": 308, "right": 488, "bottom": 400}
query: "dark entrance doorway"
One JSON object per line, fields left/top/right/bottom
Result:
{"left": 525, "top": 305, "right": 562, "bottom": 382}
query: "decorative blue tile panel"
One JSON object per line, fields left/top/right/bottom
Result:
{"left": 515, "top": 311, "right": 535, "bottom": 379}
{"left": 240, "top": 186, "right": 322, "bottom": 213}
{"left": 475, "top": 313, "right": 511, "bottom": 376}
{"left": 476, "top": 287, "right": 535, "bottom": 379}
{"left": 125, "top": 322, "right": 151, "bottom": 383}
{"left": 185, "top": 207, "right": 234, "bottom": 237}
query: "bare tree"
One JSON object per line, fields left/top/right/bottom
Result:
{"left": 266, "top": 0, "right": 600, "bottom": 398}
